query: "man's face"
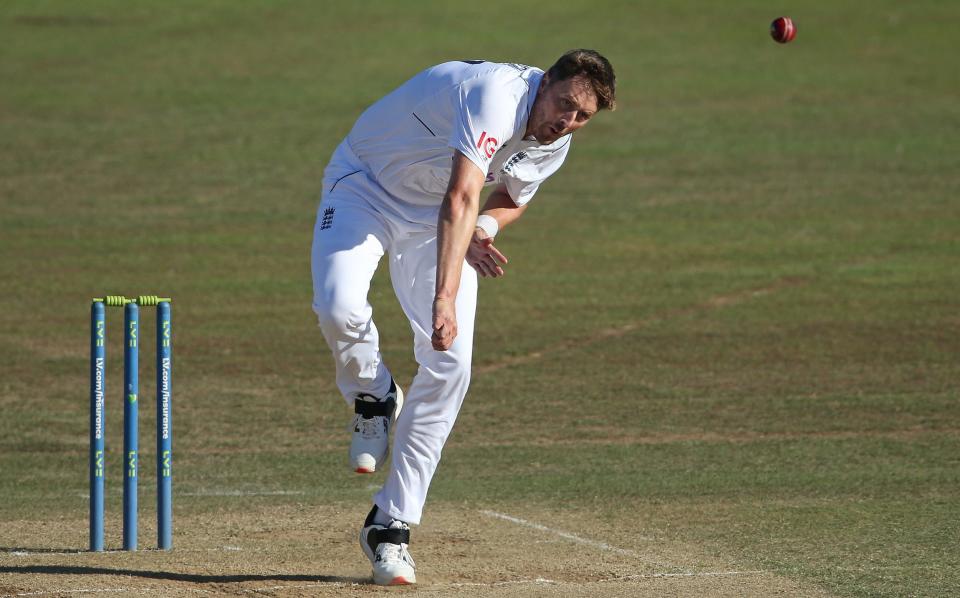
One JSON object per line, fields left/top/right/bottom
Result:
{"left": 526, "top": 74, "right": 599, "bottom": 145}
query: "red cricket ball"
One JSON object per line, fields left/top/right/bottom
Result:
{"left": 770, "top": 16, "right": 797, "bottom": 43}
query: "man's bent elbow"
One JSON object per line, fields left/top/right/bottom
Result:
{"left": 441, "top": 188, "right": 479, "bottom": 222}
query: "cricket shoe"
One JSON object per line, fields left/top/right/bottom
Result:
{"left": 349, "top": 380, "right": 403, "bottom": 473}
{"left": 360, "top": 508, "right": 416, "bottom": 586}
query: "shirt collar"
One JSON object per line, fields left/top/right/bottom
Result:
{"left": 520, "top": 69, "right": 544, "bottom": 144}
{"left": 525, "top": 69, "right": 544, "bottom": 117}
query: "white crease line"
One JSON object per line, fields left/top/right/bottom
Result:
{"left": 449, "top": 577, "right": 557, "bottom": 588}
{"left": 481, "top": 510, "right": 696, "bottom": 570}
{"left": 5, "top": 587, "right": 213, "bottom": 597}
{"left": 448, "top": 572, "right": 766, "bottom": 588}
{"left": 8, "top": 590, "right": 134, "bottom": 597}
{"left": 481, "top": 510, "right": 643, "bottom": 556}
{"left": 237, "top": 584, "right": 353, "bottom": 594}
{"left": 4, "top": 547, "right": 256, "bottom": 556}
{"left": 605, "top": 570, "right": 768, "bottom": 581}
{"left": 240, "top": 572, "right": 769, "bottom": 594}
{"left": 3, "top": 571, "right": 773, "bottom": 597}
{"left": 178, "top": 490, "right": 306, "bottom": 497}
{"left": 480, "top": 510, "right": 768, "bottom": 582}
{"left": 76, "top": 490, "right": 306, "bottom": 499}
{"left": 6, "top": 551, "right": 85, "bottom": 556}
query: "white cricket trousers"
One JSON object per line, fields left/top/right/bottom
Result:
{"left": 311, "top": 143, "right": 477, "bottom": 525}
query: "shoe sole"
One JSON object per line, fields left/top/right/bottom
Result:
{"left": 379, "top": 575, "right": 415, "bottom": 585}
{"left": 351, "top": 453, "right": 378, "bottom": 474}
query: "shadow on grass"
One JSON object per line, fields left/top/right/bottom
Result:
{"left": 0, "top": 564, "right": 366, "bottom": 585}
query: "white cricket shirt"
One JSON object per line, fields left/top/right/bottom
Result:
{"left": 342, "top": 60, "right": 571, "bottom": 211}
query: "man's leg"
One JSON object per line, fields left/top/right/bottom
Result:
{"left": 357, "top": 230, "right": 476, "bottom": 585}
{"left": 375, "top": 231, "right": 479, "bottom": 525}
{"left": 311, "top": 194, "right": 398, "bottom": 471}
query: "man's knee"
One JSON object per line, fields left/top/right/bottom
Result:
{"left": 427, "top": 354, "right": 472, "bottom": 395}
{"left": 313, "top": 290, "right": 369, "bottom": 337}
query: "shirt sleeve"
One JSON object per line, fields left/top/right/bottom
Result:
{"left": 448, "top": 76, "right": 519, "bottom": 174}
{"left": 501, "top": 137, "right": 572, "bottom": 206}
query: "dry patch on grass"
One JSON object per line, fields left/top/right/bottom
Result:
{"left": 1, "top": 503, "right": 831, "bottom": 597}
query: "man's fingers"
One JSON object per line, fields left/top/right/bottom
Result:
{"left": 432, "top": 325, "right": 451, "bottom": 346}
{"left": 468, "top": 259, "right": 489, "bottom": 277}
{"left": 468, "top": 256, "right": 504, "bottom": 278}
{"left": 482, "top": 259, "right": 499, "bottom": 278}
{"left": 483, "top": 259, "right": 502, "bottom": 277}
{"left": 432, "top": 296, "right": 457, "bottom": 350}
{"left": 431, "top": 324, "right": 456, "bottom": 351}
{"left": 487, "top": 245, "right": 508, "bottom": 265}
{"left": 469, "top": 238, "right": 508, "bottom": 275}
{"left": 481, "top": 238, "right": 508, "bottom": 265}
{"left": 476, "top": 259, "right": 498, "bottom": 278}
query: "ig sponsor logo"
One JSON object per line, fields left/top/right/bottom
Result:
{"left": 476, "top": 131, "right": 498, "bottom": 159}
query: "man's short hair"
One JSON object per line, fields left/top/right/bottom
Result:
{"left": 546, "top": 49, "right": 616, "bottom": 111}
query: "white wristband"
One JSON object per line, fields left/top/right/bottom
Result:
{"left": 476, "top": 214, "right": 499, "bottom": 238}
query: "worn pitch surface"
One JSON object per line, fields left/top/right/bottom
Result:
{"left": 2, "top": 505, "right": 832, "bottom": 597}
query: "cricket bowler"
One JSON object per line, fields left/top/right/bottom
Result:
{"left": 311, "top": 49, "right": 616, "bottom": 585}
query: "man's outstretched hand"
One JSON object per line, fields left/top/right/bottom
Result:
{"left": 466, "top": 229, "right": 508, "bottom": 278}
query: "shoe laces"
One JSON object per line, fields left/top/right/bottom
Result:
{"left": 353, "top": 414, "right": 386, "bottom": 439}
{"left": 379, "top": 542, "right": 414, "bottom": 566}
{"left": 378, "top": 521, "right": 415, "bottom": 566}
